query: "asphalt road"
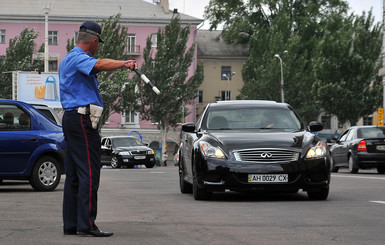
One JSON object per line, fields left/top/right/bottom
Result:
{"left": 1, "top": 166, "right": 385, "bottom": 245}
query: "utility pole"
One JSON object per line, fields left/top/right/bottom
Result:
{"left": 379, "top": 0, "right": 385, "bottom": 111}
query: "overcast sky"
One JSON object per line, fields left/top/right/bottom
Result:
{"left": 144, "top": 0, "right": 383, "bottom": 29}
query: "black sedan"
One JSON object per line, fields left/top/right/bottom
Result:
{"left": 179, "top": 100, "right": 331, "bottom": 200}
{"left": 101, "top": 136, "right": 155, "bottom": 168}
{"left": 330, "top": 126, "right": 385, "bottom": 174}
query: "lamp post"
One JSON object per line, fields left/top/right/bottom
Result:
{"left": 274, "top": 50, "right": 288, "bottom": 103}
{"left": 42, "top": 0, "right": 54, "bottom": 73}
{"left": 222, "top": 72, "right": 235, "bottom": 100}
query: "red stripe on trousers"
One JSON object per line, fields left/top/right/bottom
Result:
{"left": 80, "top": 116, "right": 93, "bottom": 230}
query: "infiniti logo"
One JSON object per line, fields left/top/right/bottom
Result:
{"left": 261, "top": 152, "right": 273, "bottom": 159}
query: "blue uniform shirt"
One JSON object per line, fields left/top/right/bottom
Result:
{"left": 59, "top": 46, "right": 104, "bottom": 110}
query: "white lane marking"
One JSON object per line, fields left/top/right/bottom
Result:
{"left": 332, "top": 174, "right": 385, "bottom": 181}
{"left": 370, "top": 201, "right": 385, "bottom": 205}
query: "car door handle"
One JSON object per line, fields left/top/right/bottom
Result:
{"left": 30, "top": 137, "right": 38, "bottom": 142}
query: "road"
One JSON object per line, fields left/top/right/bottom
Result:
{"left": 0, "top": 166, "right": 384, "bottom": 245}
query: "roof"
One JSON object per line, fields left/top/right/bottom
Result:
{"left": 0, "top": 0, "right": 202, "bottom": 25}
{"left": 197, "top": 30, "right": 249, "bottom": 59}
{"left": 209, "top": 100, "right": 288, "bottom": 108}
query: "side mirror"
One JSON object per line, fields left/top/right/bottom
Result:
{"left": 308, "top": 121, "right": 323, "bottom": 132}
{"left": 182, "top": 123, "right": 196, "bottom": 133}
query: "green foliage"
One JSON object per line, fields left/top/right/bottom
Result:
{"left": 205, "top": 0, "right": 382, "bottom": 125}
{"left": 0, "top": 28, "right": 41, "bottom": 99}
{"left": 136, "top": 16, "right": 204, "bottom": 130}
{"left": 92, "top": 14, "right": 138, "bottom": 127}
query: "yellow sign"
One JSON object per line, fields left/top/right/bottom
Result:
{"left": 378, "top": 108, "right": 383, "bottom": 126}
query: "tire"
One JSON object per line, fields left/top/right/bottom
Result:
{"left": 192, "top": 164, "right": 212, "bottom": 200}
{"left": 29, "top": 156, "right": 61, "bottom": 191}
{"left": 179, "top": 163, "right": 192, "bottom": 194}
{"left": 330, "top": 157, "right": 339, "bottom": 173}
{"left": 307, "top": 187, "right": 329, "bottom": 200}
{"left": 377, "top": 166, "right": 385, "bottom": 174}
{"left": 145, "top": 162, "right": 155, "bottom": 168}
{"left": 348, "top": 155, "right": 358, "bottom": 174}
{"left": 110, "top": 156, "right": 121, "bottom": 169}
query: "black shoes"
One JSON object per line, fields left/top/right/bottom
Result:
{"left": 64, "top": 228, "right": 113, "bottom": 237}
{"left": 63, "top": 229, "right": 77, "bottom": 235}
{"left": 77, "top": 229, "right": 113, "bottom": 237}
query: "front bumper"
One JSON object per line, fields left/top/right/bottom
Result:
{"left": 196, "top": 157, "right": 330, "bottom": 192}
{"left": 117, "top": 155, "right": 155, "bottom": 166}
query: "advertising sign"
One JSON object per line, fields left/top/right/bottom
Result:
{"left": 17, "top": 72, "right": 61, "bottom": 108}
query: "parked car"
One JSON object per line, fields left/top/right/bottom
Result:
{"left": 0, "top": 99, "right": 65, "bottom": 191}
{"left": 31, "top": 104, "right": 62, "bottom": 125}
{"left": 179, "top": 100, "right": 331, "bottom": 200}
{"left": 101, "top": 136, "right": 156, "bottom": 168}
{"left": 329, "top": 126, "right": 385, "bottom": 174}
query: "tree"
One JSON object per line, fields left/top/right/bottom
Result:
{"left": 203, "top": 0, "right": 382, "bottom": 124}
{"left": 135, "top": 16, "right": 204, "bottom": 161}
{"left": 0, "top": 28, "right": 42, "bottom": 98}
{"left": 312, "top": 10, "right": 383, "bottom": 125}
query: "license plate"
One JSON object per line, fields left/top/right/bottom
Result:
{"left": 134, "top": 156, "right": 146, "bottom": 160}
{"left": 376, "top": 145, "right": 385, "bottom": 151}
{"left": 248, "top": 174, "right": 288, "bottom": 183}
{"left": 123, "top": 159, "right": 129, "bottom": 162}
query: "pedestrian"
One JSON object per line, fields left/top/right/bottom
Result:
{"left": 59, "top": 21, "right": 137, "bottom": 237}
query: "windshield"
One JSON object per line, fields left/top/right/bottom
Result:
{"left": 203, "top": 107, "right": 303, "bottom": 131}
{"left": 358, "top": 127, "right": 385, "bottom": 138}
{"left": 113, "top": 137, "right": 144, "bottom": 147}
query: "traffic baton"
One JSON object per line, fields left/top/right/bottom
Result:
{"left": 134, "top": 69, "right": 160, "bottom": 95}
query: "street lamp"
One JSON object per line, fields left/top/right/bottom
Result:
{"left": 274, "top": 50, "right": 288, "bottom": 103}
{"left": 222, "top": 72, "right": 235, "bottom": 100}
{"left": 41, "top": 0, "right": 54, "bottom": 73}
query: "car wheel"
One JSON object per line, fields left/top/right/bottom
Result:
{"left": 377, "top": 166, "right": 385, "bottom": 174}
{"left": 192, "top": 164, "right": 212, "bottom": 200}
{"left": 29, "top": 156, "right": 61, "bottom": 191}
{"left": 179, "top": 162, "right": 192, "bottom": 194}
{"left": 110, "top": 156, "right": 121, "bottom": 169}
{"left": 330, "top": 157, "right": 339, "bottom": 173}
{"left": 145, "top": 162, "right": 155, "bottom": 168}
{"left": 348, "top": 156, "right": 358, "bottom": 174}
{"left": 307, "top": 187, "right": 329, "bottom": 200}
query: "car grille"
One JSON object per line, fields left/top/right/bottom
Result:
{"left": 130, "top": 150, "right": 147, "bottom": 155}
{"left": 233, "top": 148, "right": 299, "bottom": 163}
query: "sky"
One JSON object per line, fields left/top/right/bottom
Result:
{"left": 144, "top": 0, "right": 383, "bottom": 29}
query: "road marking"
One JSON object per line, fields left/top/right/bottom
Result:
{"left": 370, "top": 201, "right": 385, "bottom": 205}
{"left": 332, "top": 174, "right": 385, "bottom": 181}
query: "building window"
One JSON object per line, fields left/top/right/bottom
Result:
{"left": 0, "top": 30, "right": 5, "bottom": 44}
{"left": 74, "top": 31, "right": 79, "bottom": 43}
{"left": 363, "top": 117, "right": 373, "bottom": 126}
{"left": 221, "top": 66, "right": 232, "bottom": 80}
{"left": 49, "top": 60, "right": 58, "bottom": 72}
{"left": 126, "top": 34, "right": 137, "bottom": 53}
{"left": 321, "top": 115, "right": 331, "bottom": 129}
{"left": 48, "top": 31, "right": 58, "bottom": 45}
{"left": 151, "top": 33, "right": 157, "bottom": 47}
{"left": 221, "top": 90, "right": 231, "bottom": 101}
{"left": 124, "top": 110, "right": 136, "bottom": 124}
{"left": 196, "top": 90, "right": 203, "bottom": 104}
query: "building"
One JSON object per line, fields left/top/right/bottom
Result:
{"left": 0, "top": 0, "right": 202, "bottom": 146}
{"left": 196, "top": 30, "right": 249, "bottom": 118}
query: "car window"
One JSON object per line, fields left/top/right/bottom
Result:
{"left": 113, "top": 137, "right": 144, "bottom": 147}
{"left": 0, "top": 104, "right": 31, "bottom": 131}
{"left": 358, "top": 127, "right": 385, "bottom": 138}
{"left": 203, "top": 107, "right": 302, "bottom": 131}
{"left": 339, "top": 130, "right": 349, "bottom": 142}
{"left": 346, "top": 129, "right": 356, "bottom": 141}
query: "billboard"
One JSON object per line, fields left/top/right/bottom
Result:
{"left": 17, "top": 72, "right": 61, "bottom": 108}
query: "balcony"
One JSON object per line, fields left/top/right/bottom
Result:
{"left": 125, "top": 45, "right": 141, "bottom": 56}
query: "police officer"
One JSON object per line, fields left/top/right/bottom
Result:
{"left": 59, "top": 21, "right": 137, "bottom": 237}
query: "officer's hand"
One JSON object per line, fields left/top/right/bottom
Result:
{"left": 123, "top": 60, "right": 138, "bottom": 71}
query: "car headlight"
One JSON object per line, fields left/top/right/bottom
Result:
{"left": 200, "top": 141, "right": 226, "bottom": 159}
{"left": 147, "top": 150, "right": 154, "bottom": 155}
{"left": 306, "top": 141, "right": 326, "bottom": 159}
{"left": 119, "top": 151, "right": 132, "bottom": 156}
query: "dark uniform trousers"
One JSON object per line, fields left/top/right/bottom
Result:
{"left": 62, "top": 110, "right": 101, "bottom": 231}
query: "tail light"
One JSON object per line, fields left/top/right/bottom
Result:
{"left": 357, "top": 140, "right": 367, "bottom": 152}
